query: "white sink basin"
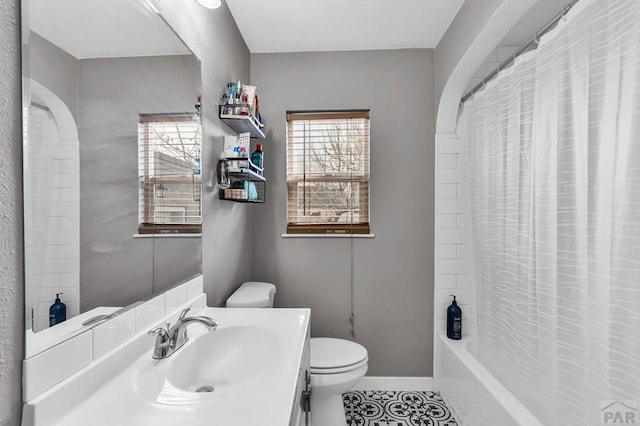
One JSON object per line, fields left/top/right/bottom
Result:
{"left": 166, "top": 325, "right": 282, "bottom": 393}
{"left": 29, "top": 308, "right": 310, "bottom": 426}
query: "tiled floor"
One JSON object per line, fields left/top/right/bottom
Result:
{"left": 343, "top": 390, "right": 458, "bottom": 426}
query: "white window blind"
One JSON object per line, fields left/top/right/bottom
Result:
{"left": 138, "top": 113, "right": 202, "bottom": 234}
{"left": 286, "top": 111, "right": 370, "bottom": 234}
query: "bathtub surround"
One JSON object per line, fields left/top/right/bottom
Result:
{"left": 250, "top": 49, "right": 435, "bottom": 376}
{"left": 434, "top": 133, "right": 476, "bottom": 340}
{"left": 437, "top": 335, "right": 542, "bottom": 425}
{"left": 0, "top": 0, "right": 24, "bottom": 423}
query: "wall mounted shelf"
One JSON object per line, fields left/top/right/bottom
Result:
{"left": 219, "top": 169, "right": 265, "bottom": 203}
{"left": 219, "top": 105, "right": 265, "bottom": 138}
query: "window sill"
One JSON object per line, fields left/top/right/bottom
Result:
{"left": 282, "top": 233, "right": 375, "bottom": 238}
{"left": 133, "top": 233, "right": 202, "bottom": 238}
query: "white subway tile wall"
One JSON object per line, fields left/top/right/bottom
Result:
{"left": 435, "top": 134, "right": 476, "bottom": 338}
{"left": 27, "top": 131, "right": 80, "bottom": 331}
{"left": 92, "top": 309, "right": 137, "bottom": 359}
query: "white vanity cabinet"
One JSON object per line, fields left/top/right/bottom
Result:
{"left": 290, "top": 326, "right": 311, "bottom": 426}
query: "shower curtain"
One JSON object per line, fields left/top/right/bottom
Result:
{"left": 462, "top": 0, "right": 640, "bottom": 424}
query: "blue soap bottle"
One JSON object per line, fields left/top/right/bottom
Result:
{"left": 446, "top": 295, "right": 462, "bottom": 340}
{"left": 49, "top": 293, "right": 67, "bottom": 327}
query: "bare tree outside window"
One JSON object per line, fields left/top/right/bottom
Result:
{"left": 287, "top": 111, "right": 370, "bottom": 234}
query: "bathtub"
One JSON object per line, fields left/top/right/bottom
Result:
{"left": 436, "top": 335, "right": 543, "bottom": 426}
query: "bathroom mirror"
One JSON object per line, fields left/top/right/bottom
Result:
{"left": 22, "top": 0, "right": 202, "bottom": 352}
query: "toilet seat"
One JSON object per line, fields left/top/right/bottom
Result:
{"left": 310, "top": 338, "right": 368, "bottom": 375}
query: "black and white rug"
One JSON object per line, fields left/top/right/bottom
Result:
{"left": 342, "top": 391, "right": 458, "bottom": 426}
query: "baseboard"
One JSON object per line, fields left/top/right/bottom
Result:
{"left": 353, "top": 376, "right": 434, "bottom": 391}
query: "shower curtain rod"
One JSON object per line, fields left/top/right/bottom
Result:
{"left": 460, "top": 0, "right": 581, "bottom": 105}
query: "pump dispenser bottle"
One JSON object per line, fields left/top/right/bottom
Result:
{"left": 49, "top": 293, "right": 67, "bottom": 327}
{"left": 447, "top": 295, "right": 462, "bottom": 340}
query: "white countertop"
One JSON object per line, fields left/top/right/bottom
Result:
{"left": 26, "top": 307, "right": 311, "bottom": 426}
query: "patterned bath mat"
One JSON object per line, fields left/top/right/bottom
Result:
{"left": 342, "top": 391, "right": 458, "bottom": 426}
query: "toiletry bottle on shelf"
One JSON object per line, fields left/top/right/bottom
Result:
{"left": 447, "top": 295, "right": 462, "bottom": 340}
{"left": 251, "top": 144, "right": 263, "bottom": 172}
{"left": 217, "top": 152, "right": 230, "bottom": 189}
{"left": 49, "top": 293, "right": 67, "bottom": 327}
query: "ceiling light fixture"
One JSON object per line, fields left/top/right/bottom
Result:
{"left": 196, "top": 0, "right": 222, "bottom": 9}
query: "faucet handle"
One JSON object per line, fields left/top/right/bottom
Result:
{"left": 148, "top": 326, "right": 169, "bottom": 338}
{"left": 148, "top": 326, "right": 170, "bottom": 349}
{"left": 178, "top": 305, "right": 193, "bottom": 321}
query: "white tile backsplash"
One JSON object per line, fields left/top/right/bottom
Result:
{"left": 165, "top": 284, "right": 188, "bottom": 314}
{"left": 92, "top": 309, "right": 136, "bottom": 360}
{"left": 23, "top": 331, "right": 92, "bottom": 401}
{"left": 24, "top": 273, "right": 206, "bottom": 403}
{"left": 135, "top": 294, "right": 165, "bottom": 333}
{"left": 186, "top": 275, "right": 204, "bottom": 301}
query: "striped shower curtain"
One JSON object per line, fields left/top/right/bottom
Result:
{"left": 462, "top": 0, "right": 640, "bottom": 424}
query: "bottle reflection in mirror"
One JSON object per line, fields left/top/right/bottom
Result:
{"left": 49, "top": 293, "right": 67, "bottom": 327}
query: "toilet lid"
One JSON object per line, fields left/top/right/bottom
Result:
{"left": 310, "top": 338, "right": 368, "bottom": 370}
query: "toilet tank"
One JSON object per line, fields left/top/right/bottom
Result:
{"left": 226, "top": 282, "right": 276, "bottom": 308}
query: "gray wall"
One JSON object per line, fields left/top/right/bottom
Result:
{"left": 29, "top": 32, "right": 78, "bottom": 120}
{"left": 0, "top": 0, "right": 24, "bottom": 423}
{"left": 160, "top": 1, "right": 253, "bottom": 307}
{"left": 78, "top": 55, "right": 202, "bottom": 311}
{"left": 250, "top": 50, "right": 435, "bottom": 376}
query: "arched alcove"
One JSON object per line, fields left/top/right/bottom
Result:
{"left": 26, "top": 79, "right": 80, "bottom": 332}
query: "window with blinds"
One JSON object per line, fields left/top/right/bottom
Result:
{"left": 286, "top": 110, "right": 370, "bottom": 234}
{"left": 138, "top": 113, "right": 202, "bottom": 234}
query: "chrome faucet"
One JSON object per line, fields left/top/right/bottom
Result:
{"left": 148, "top": 306, "right": 218, "bottom": 359}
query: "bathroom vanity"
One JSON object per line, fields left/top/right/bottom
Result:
{"left": 23, "top": 307, "right": 311, "bottom": 426}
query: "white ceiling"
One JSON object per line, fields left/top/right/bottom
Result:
{"left": 226, "top": 0, "right": 466, "bottom": 53}
{"left": 30, "top": 0, "right": 191, "bottom": 59}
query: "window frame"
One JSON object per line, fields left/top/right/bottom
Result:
{"left": 286, "top": 110, "right": 371, "bottom": 235}
{"left": 138, "top": 113, "right": 202, "bottom": 235}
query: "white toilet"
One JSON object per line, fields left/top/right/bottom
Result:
{"left": 227, "top": 282, "right": 368, "bottom": 426}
